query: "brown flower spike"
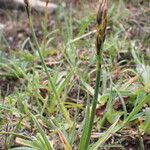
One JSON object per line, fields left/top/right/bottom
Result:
{"left": 96, "top": 0, "right": 108, "bottom": 55}
{"left": 24, "top": 0, "right": 30, "bottom": 17}
{"left": 80, "top": 1, "right": 108, "bottom": 148}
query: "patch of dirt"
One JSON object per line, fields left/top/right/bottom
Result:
{"left": 0, "top": 77, "right": 21, "bottom": 97}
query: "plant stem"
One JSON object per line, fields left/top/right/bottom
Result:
{"left": 25, "top": 3, "right": 72, "bottom": 126}
{"left": 79, "top": 1, "right": 108, "bottom": 149}
{"left": 84, "top": 53, "right": 102, "bottom": 149}
{"left": 30, "top": 17, "right": 72, "bottom": 126}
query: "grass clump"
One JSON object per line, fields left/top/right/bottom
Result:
{"left": 0, "top": 0, "right": 150, "bottom": 149}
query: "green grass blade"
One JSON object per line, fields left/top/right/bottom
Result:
{"left": 31, "top": 114, "right": 53, "bottom": 150}
{"left": 89, "top": 116, "right": 121, "bottom": 150}
{"left": 27, "top": 13, "right": 72, "bottom": 126}
{"left": 49, "top": 70, "right": 74, "bottom": 113}
{"left": 125, "top": 94, "right": 150, "bottom": 123}
{"left": 79, "top": 98, "right": 90, "bottom": 150}
{"left": 9, "top": 147, "right": 37, "bottom": 150}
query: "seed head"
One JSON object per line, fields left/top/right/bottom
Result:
{"left": 24, "top": 0, "right": 30, "bottom": 17}
{"left": 96, "top": 0, "right": 108, "bottom": 55}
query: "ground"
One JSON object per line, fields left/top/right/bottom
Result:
{"left": 0, "top": 0, "right": 150, "bottom": 150}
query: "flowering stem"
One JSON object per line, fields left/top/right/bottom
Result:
{"left": 79, "top": 0, "right": 108, "bottom": 149}
{"left": 85, "top": 54, "right": 102, "bottom": 148}
{"left": 24, "top": 0, "right": 72, "bottom": 126}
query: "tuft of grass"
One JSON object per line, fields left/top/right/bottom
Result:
{"left": 0, "top": 0, "right": 149, "bottom": 149}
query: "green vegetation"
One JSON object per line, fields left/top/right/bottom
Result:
{"left": 0, "top": 0, "right": 149, "bottom": 149}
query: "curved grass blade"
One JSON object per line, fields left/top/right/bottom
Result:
{"left": 31, "top": 114, "right": 53, "bottom": 150}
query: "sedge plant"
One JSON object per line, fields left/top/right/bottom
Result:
{"left": 23, "top": 0, "right": 72, "bottom": 126}
{"left": 79, "top": 0, "right": 108, "bottom": 149}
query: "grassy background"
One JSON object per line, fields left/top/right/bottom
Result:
{"left": 0, "top": 0, "right": 150, "bottom": 149}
